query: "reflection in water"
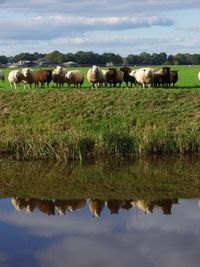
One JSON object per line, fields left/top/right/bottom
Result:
{"left": 11, "top": 197, "right": 179, "bottom": 217}
{"left": 1, "top": 157, "right": 200, "bottom": 266}
{"left": 89, "top": 199, "right": 105, "bottom": 217}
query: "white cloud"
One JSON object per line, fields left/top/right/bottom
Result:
{"left": 0, "top": 0, "right": 199, "bottom": 55}
{"left": 0, "top": 15, "right": 173, "bottom": 41}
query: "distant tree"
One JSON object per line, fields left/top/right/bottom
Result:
{"left": 0, "top": 55, "right": 8, "bottom": 64}
{"left": 13, "top": 52, "right": 44, "bottom": 62}
{"left": 45, "top": 50, "right": 65, "bottom": 64}
{"left": 126, "top": 54, "right": 140, "bottom": 65}
{"left": 101, "top": 53, "right": 123, "bottom": 65}
{"left": 167, "top": 55, "right": 175, "bottom": 64}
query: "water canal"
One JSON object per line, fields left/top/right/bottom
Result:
{"left": 0, "top": 156, "right": 200, "bottom": 267}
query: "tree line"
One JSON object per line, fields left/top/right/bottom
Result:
{"left": 1, "top": 50, "right": 200, "bottom": 65}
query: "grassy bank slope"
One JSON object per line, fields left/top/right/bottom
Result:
{"left": 0, "top": 88, "right": 200, "bottom": 160}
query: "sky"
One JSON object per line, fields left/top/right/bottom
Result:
{"left": 0, "top": 0, "right": 200, "bottom": 56}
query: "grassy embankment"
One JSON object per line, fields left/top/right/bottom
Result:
{"left": 1, "top": 156, "right": 200, "bottom": 200}
{"left": 0, "top": 65, "right": 200, "bottom": 160}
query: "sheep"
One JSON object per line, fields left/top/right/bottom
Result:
{"left": 120, "top": 66, "right": 136, "bottom": 87}
{"left": 107, "top": 200, "right": 125, "bottom": 214}
{"left": 21, "top": 68, "right": 37, "bottom": 89}
{"left": 8, "top": 69, "right": 24, "bottom": 89}
{"left": 153, "top": 66, "right": 171, "bottom": 87}
{"left": 52, "top": 65, "right": 66, "bottom": 88}
{"left": 101, "top": 69, "right": 109, "bottom": 87}
{"left": 34, "top": 69, "right": 52, "bottom": 88}
{"left": 0, "top": 70, "right": 5, "bottom": 82}
{"left": 130, "top": 68, "right": 154, "bottom": 88}
{"left": 198, "top": 72, "right": 200, "bottom": 81}
{"left": 11, "top": 197, "right": 37, "bottom": 213}
{"left": 170, "top": 70, "right": 179, "bottom": 87}
{"left": 89, "top": 199, "right": 105, "bottom": 218}
{"left": 106, "top": 68, "right": 124, "bottom": 88}
{"left": 87, "top": 65, "right": 104, "bottom": 89}
{"left": 132, "top": 200, "right": 154, "bottom": 214}
{"left": 65, "top": 70, "right": 84, "bottom": 88}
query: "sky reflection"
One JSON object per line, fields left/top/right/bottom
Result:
{"left": 0, "top": 198, "right": 199, "bottom": 266}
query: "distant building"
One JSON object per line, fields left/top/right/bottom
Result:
{"left": 17, "top": 60, "right": 36, "bottom": 67}
{"left": 35, "top": 58, "right": 50, "bottom": 66}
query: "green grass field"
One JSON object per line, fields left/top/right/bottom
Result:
{"left": 0, "top": 65, "right": 200, "bottom": 89}
{"left": 0, "top": 65, "right": 200, "bottom": 160}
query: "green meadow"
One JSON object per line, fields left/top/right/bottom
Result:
{"left": 0, "top": 65, "right": 200, "bottom": 160}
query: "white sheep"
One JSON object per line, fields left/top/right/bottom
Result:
{"left": 87, "top": 65, "right": 104, "bottom": 89}
{"left": 65, "top": 70, "right": 84, "bottom": 88}
{"left": 130, "top": 68, "right": 154, "bottom": 88}
{"left": 52, "top": 66, "right": 66, "bottom": 88}
{"left": 8, "top": 69, "right": 24, "bottom": 89}
{"left": 21, "top": 68, "right": 37, "bottom": 89}
{"left": 198, "top": 72, "right": 200, "bottom": 81}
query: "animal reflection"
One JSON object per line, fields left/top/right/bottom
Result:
{"left": 11, "top": 197, "right": 178, "bottom": 217}
{"left": 55, "top": 199, "right": 86, "bottom": 215}
{"left": 89, "top": 199, "right": 105, "bottom": 217}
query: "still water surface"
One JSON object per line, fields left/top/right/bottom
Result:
{"left": 0, "top": 156, "right": 200, "bottom": 267}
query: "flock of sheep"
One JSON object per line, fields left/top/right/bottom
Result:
{"left": 12, "top": 196, "right": 178, "bottom": 217}
{"left": 1, "top": 64, "right": 198, "bottom": 90}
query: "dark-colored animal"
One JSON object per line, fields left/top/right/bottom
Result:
{"left": 154, "top": 199, "right": 179, "bottom": 215}
{"left": 34, "top": 69, "right": 52, "bottom": 88}
{"left": 170, "top": 70, "right": 179, "bottom": 87}
{"left": 0, "top": 70, "right": 5, "bottom": 82}
{"left": 120, "top": 66, "right": 136, "bottom": 87}
{"left": 11, "top": 197, "right": 37, "bottom": 212}
{"left": 106, "top": 68, "right": 124, "bottom": 87}
{"left": 153, "top": 66, "right": 171, "bottom": 87}
{"left": 37, "top": 199, "right": 55, "bottom": 216}
{"left": 107, "top": 200, "right": 125, "bottom": 214}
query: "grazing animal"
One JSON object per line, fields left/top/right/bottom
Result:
{"left": 107, "top": 200, "right": 125, "bottom": 214}
{"left": 198, "top": 72, "right": 200, "bottom": 81}
{"left": 21, "top": 68, "right": 37, "bottom": 89}
{"left": 154, "top": 199, "right": 179, "bottom": 215}
{"left": 130, "top": 68, "right": 154, "bottom": 88}
{"left": 101, "top": 69, "right": 109, "bottom": 87}
{"left": 55, "top": 199, "right": 71, "bottom": 215}
{"left": 67, "top": 199, "right": 86, "bottom": 212}
{"left": 132, "top": 200, "right": 154, "bottom": 214}
{"left": 11, "top": 197, "right": 37, "bottom": 213}
{"left": 36, "top": 199, "right": 55, "bottom": 216}
{"left": 55, "top": 199, "right": 86, "bottom": 215}
{"left": 106, "top": 68, "right": 124, "bottom": 88}
{"left": 170, "top": 70, "right": 179, "bottom": 87}
{"left": 89, "top": 199, "right": 105, "bottom": 217}
{"left": 87, "top": 65, "right": 104, "bottom": 89}
{"left": 34, "top": 69, "right": 52, "bottom": 88}
{"left": 8, "top": 69, "right": 24, "bottom": 89}
{"left": 153, "top": 66, "right": 171, "bottom": 87}
{"left": 120, "top": 66, "right": 136, "bottom": 87}
{"left": 65, "top": 70, "right": 84, "bottom": 88}
{"left": 0, "top": 70, "right": 5, "bottom": 82}
{"left": 52, "top": 66, "right": 66, "bottom": 88}
{"left": 122, "top": 200, "right": 133, "bottom": 210}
